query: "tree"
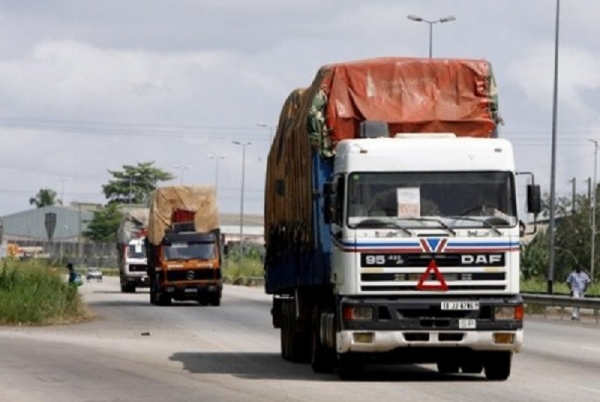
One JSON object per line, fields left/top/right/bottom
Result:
{"left": 523, "top": 189, "right": 598, "bottom": 282}
{"left": 29, "top": 188, "right": 61, "bottom": 208}
{"left": 102, "top": 162, "right": 175, "bottom": 204}
{"left": 520, "top": 229, "right": 548, "bottom": 280}
{"left": 83, "top": 203, "right": 123, "bottom": 242}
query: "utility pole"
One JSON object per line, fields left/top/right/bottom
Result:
{"left": 547, "top": 0, "right": 561, "bottom": 295}
{"left": 232, "top": 141, "right": 251, "bottom": 270}
{"left": 57, "top": 176, "right": 71, "bottom": 206}
{"left": 208, "top": 154, "right": 226, "bottom": 196}
{"left": 590, "top": 139, "right": 598, "bottom": 281}
{"left": 173, "top": 164, "right": 191, "bottom": 185}
{"left": 78, "top": 202, "right": 83, "bottom": 263}
{"left": 569, "top": 178, "right": 576, "bottom": 213}
{"left": 129, "top": 175, "right": 133, "bottom": 204}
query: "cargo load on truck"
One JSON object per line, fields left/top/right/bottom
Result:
{"left": 147, "top": 185, "right": 220, "bottom": 245}
{"left": 116, "top": 208, "right": 150, "bottom": 293}
{"left": 146, "top": 185, "right": 223, "bottom": 306}
{"left": 117, "top": 208, "right": 150, "bottom": 245}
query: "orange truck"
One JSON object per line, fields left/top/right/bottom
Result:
{"left": 146, "top": 185, "right": 223, "bottom": 306}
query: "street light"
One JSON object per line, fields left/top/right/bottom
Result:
{"left": 590, "top": 138, "right": 598, "bottom": 281}
{"left": 57, "top": 176, "right": 71, "bottom": 206}
{"left": 407, "top": 14, "right": 456, "bottom": 58}
{"left": 547, "top": 0, "right": 561, "bottom": 294}
{"left": 256, "top": 122, "right": 276, "bottom": 147}
{"left": 232, "top": 141, "right": 251, "bottom": 269}
{"left": 173, "top": 164, "right": 192, "bottom": 184}
{"left": 127, "top": 173, "right": 139, "bottom": 204}
{"left": 207, "top": 154, "right": 226, "bottom": 196}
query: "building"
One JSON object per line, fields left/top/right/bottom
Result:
{"left": 0, "top": 205, "right": 94, "bottom": 242}
{"left": 220, "top": 213, "right": 264, "bottom": 245}
{"left": 0, "top": 205, "right": 264, "bottom": 245}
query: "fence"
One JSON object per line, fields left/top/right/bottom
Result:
{"left": 522, "top": 293, "right": 600, "bottom": 324}
{"left": 11, "top": 239, "right": 118, "bottom": 268}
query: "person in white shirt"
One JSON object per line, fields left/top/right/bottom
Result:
{"left": 566, "top": 266, "right": 591, "bottom": 320}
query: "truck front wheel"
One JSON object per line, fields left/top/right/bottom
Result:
{"left": 310, "top": 307, "right": 335, "bottom": 373}
{"left": 483, "top": 352, "right": 512, "bottom": 381}
{"left": 209, "top": 292, "right": 221, "bottom": 306}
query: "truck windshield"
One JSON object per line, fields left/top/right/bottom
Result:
{"left": 164, "top": 242, "right": 216, "bottom": 261}
{"left": 347, "top": 171, "right": 516, "bottom": 228}
{"left": 127, "top": 244, "right": 146, "bottom": 259}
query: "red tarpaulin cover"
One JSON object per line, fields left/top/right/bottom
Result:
{"left": 318, "top": 57, "right": 499, "bottom": 144}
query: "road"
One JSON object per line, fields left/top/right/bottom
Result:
{"left": 1, "top": 277, "right": 600, "bottom": 402}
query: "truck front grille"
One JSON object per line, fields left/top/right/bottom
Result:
{"left": 166, "top": 269, "right": 220, "bottom": 282}
{"left": 128, "top": 264, "right": 147, "bottom": 272}
{"left": 358, "top": 252, "right": 509, "bottom": 294}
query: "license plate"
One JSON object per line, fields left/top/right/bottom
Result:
{"left": 184, "top": 288, "right": 198, "bottom": 293}
{"left": 441, "top": 301, "right": 480, "bottom": 310}
{"left": 459, "top": 319, "right": 477, "bottom": 329}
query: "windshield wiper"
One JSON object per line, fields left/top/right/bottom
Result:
{"left": 353, "top": 218, "right": 412, "bottom": 236}
{"left": 396, "top": 217, "right": 457, "bottom": 236}
{"left": 448, "top": 216, "right": 502, "bottom": 235}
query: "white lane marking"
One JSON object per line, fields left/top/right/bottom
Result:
{"left": 580, "top": 346, "right": 600, "bottom": 353}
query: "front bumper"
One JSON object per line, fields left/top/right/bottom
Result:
{"left": 125, "top": 275, "right": 150, "bottom": 287}
{"left": 163, "top": 281, "right": 222, "bottom": 300}
{"left": 338, "top": 295, "right": 523, "bottom": 354}
{"left": 337, "top": 329, "right": 523, "bottom": 354}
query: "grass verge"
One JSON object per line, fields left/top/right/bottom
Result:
{"left": 0, "top": 259, "right": 91, "bottom": 325}
{"left": 521, "top": 278, "right": 600, "bottom": 296}
{"left": 222, "top": 257, "right": 264, "bottom": 285}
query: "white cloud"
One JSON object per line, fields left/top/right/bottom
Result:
{"left": 507, "top": 44, "right": 600, "bottom": 114}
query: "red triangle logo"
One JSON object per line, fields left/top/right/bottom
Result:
{"left": 416, "top": 259, "right": 448, "bottom": 291}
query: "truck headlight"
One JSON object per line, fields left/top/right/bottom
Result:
{"left": 495, "top": 306, "right": 523, "bottom": 321}
{"left": 343, "top": 306, "right": 373, "bottom": 321}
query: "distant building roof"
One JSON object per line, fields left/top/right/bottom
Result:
{"left": 0, "top": 206, "right": 264, "bottom": 241}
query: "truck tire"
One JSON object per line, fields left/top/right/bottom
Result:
{"left": 437, "top": 360, "right": 460, "bottom": 374}
{"left": 210, "top": 293, "right": 221, "bottom": 306}
{"left": 122, "top": 284, "right": 135, "bottom": 293}
{"left": 281, "top": 299, "right": 309, "bottom": 363}
{"left": 149, "top": 284, "right": 157, "bottom": 304}
{"left": 337, "top": 353, "right": 363, "bottom": 380}
{"left": 484, "top": 352, "right": 512, "bottom": 381}
{"left": 310, "top": 307, "right": 335, "bottom": 373}
{"left": 155, "top": 290, "right": 171, "bottom": 306}
{"left": 280, "top": 301, "right": 289, "bottom": 359}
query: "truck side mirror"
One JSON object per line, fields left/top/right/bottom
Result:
{"left": 527, "top": 184, "right": 541, "bottom": 215}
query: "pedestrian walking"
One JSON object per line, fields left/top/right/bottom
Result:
{"left": 566, "top": 266, "right": 591, "bottom": 320}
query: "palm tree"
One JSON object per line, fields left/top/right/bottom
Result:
{"left": 29, "top": 188, "right": 61, "bottom": 208}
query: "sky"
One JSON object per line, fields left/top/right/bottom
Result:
{"left": 0, "top": 0, "right": 598, "bottom": 218}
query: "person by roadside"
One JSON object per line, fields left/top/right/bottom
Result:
{"left": 67, "top": 263, "right": 83, "bottom": 287}
{"left": 566, "top": 266, "right": 591, "bottom": 320}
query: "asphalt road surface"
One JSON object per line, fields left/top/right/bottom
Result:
{"left": 1, "top": 277, "right": 600, "bottom": 402}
